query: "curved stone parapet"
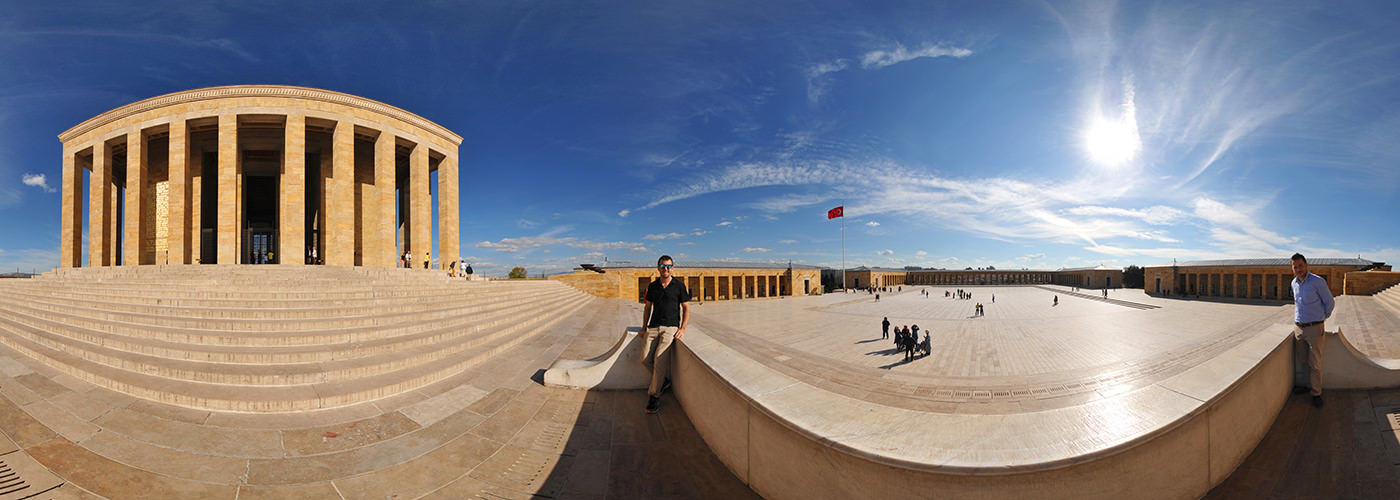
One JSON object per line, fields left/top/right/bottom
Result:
{"left": 1321, "top": 329, "right": 1400, "bottom": 389}
{"left": 670, "top": 321, "right": 1299, "bottom": 499}
{"left": 543, "top": 328, "right": 652, "bottom": 390}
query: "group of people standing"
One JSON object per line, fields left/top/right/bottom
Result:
{"left": 882, "top": 317, "right": 930, "bottom": 360}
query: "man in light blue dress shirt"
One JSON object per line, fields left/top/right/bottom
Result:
{"left": 1291, "top": 253, "right": 1334, "bottom": 408}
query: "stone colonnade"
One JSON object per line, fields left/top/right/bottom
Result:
{"left": 58, "top": 86, "right": 462, "bottom": 268}
{"left": 906, "top": 271, "right": 1053, "bottom": 286}
{"left": 1142, "top": 264, "right": 1367, "bottom": 299}
{"left": 550, "top": 267, "right": 824, "bottom": 302}
{"left": 1146, "top": 268, "right": 1298, "bottom": 300}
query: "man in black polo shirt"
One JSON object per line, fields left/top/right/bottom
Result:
{"left": 641, "top": 255, "right": 690, "bottom": 413}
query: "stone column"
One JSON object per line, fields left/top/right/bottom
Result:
{"left": 409, "top": 144, "right": 430, "bottom": 267}
{"left": 326, "top": 121, "right": 355, "bottom": 266}
{"left": 60, "top": 148, "right": 83, "bottom": 267}
{"left": 190, "top": 155, "right": 202, "bottom": 264}
{"left": 89, "top": 141, "right": 112, "bottom": 266}
{"left": 280, "top": 115, "right": 306, "bottom": 265}
{"left": 217, "top": 114, "right": 239, "bottom": 265}
{"left": 109, "top": 155, "right": 119, "bottom": 264}
{"left": 167, "top": 118, "right": 189, "bottom": 265}
{"left": 375, "top": 132, "right": 396, "bottom": 267}
{"left": 124, "top": 128, "right": 146, "bottom": 265}
{"left": 437, "top": 155, "right": 460, "bottom": 271}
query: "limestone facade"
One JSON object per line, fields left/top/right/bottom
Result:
{"left": 58, "top": 85, "right": 462, "bottom": 268}
{"left": 831, "top": 267, "right": 1105, "bottom": 289}
{"left": 1143, "top": 258, "right": 1388, "bottom": 299}
{"left": 551, "top": 262, "right": 824, "bottom": 302}
{"left": 1342, "top": 270, "right": 1400, "bottom": 295}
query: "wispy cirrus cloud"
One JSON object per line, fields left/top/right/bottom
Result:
{"left": 860, "top": 44, "right": 972, "bottom": 69}
{"left": 803, "top": 42, "right": 971, "bottom": 105}
{"left": 476, "top": 227, "right": 647, "bottom": 254}
{"left": 7, "top": 28, "right": 259, "bottom": 61}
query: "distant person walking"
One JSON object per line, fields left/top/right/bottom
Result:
{"left": 882, "top": 317, "right": 890, "bottom": 339}
{"left": 423, "top": 251, "right": 431, "bottom": 269}
{"left": 1291, "top": 253, "right": 1335, "bottom": 408}
{"left": 641, "top": 255, "right": 690, "bottom": 414}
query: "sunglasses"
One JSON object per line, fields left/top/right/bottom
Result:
{"left": 658, "top": 264, "right": 674, "bottom": 269}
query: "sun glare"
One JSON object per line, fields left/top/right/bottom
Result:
{"left": 1083, "top": 116, "right": 1141, "bottom": 166}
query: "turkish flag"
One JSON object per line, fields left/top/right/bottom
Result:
{"left": 827, "top": 206, "right": 844, "bottom": 219}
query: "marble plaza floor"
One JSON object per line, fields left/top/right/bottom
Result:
{"left": 692, "top": 285, "right": 1294, "bottom": 414}
{"left": 1, "top": 282, "right": 1398, "bottom": 498}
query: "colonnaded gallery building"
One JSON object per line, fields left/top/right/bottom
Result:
{"left": 58, "top": 85, "right": 461, "bottom": 268}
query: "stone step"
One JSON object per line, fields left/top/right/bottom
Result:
{"left": 0, "top": 287, "right": 574, "bottom": 347}
{"left": 2, "top": 279, "right": 492, "bottom": 297}
{"left": 0, "top": 293, "right": 587, "bottom": 387}
{"left": 0, "top": 294, "right": 592, "bottom": 412}
{"left": 0, "top": 287, "right": 556, "bottom": 333}
{"left": 1374, "top": 290, "right": 1400, "bottom": 317}
{"left": 0, "top": 282, "right": 555, "bottom": 320}
{"left": 0, "top": 289, "right": 578, "bottom": 372}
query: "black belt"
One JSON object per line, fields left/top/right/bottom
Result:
{"left": 1295, "top": 320, "right": 1323, "bottom": 328}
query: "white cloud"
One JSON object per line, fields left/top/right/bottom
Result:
{"left": 617, "top": 209, "right": 631, "bottom": 217}
{"left": 915, "top": 251, "right": 927, "bottom": 257}
{"left": 716, "top": 221, "right": 734, "bottom": 227}
{"left": 517, "top": 219, "right": 539, "bottom": 228}
{"left": 877, "top": 249, "right": 894, "bottom": 256}
{"left": 22, "top": 174, "right": 55, "bottom": 193}
{"left": 476, "top": 235, "right": 574, "bottom": 253}
{"left": 476, "top": 228, "right": 643, "bottom": 254}
{"left": 865, "top": 221, "right": 880, "bottom": 227}
{"left": 779, "top": 239, "right": 798, "bottom": 245}
{"left": 748, "top": 193, "right": 824, "bottom": 214}
{"left": 1064, "top": 205, "right": 1185, "bottom": 225}
{"left": 643, "top": 232, "right": 685, "bottom": 240}
{"left": 860, "top": 44, "right": 972, "bottom": 69}
{"left": 1017, "top": 253, "right": 1045, "bottom": 261}
{"left": 742, "top": 247, "right": 771, "bottom": 253}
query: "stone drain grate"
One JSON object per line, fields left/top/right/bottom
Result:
{"left": 0, "top": 457, "right": 28, "bottom": 498}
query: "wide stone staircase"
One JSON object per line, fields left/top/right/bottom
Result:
{"left": 0, "top": 265, "right": 591, "bottom": 413}
{"left": 1375, "top": 282, "right": 1400, "bottom": 316}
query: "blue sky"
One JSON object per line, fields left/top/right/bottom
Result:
{"left": 3, "top": 1, "right": 1398, "bottom": 277}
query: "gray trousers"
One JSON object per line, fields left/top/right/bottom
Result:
{"left": 641, "top": 326, "right": 678, "bottom": 397}
{"left": 1293, "top": 323, "right": 1327, "bottom": 396}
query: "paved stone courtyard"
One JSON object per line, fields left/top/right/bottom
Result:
{"left": 1, "top": 280, "right": 1397, "bottom": 498}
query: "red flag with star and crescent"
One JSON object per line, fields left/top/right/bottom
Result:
{"left": 827, "top": 206, "right": 843, "bottom": 219}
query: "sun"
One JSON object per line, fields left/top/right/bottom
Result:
{"left": 1083, "top": 116, "right": 1141, "bottom": 166}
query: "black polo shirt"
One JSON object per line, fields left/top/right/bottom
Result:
{"left": 645, "top": 278, "right": 690, "bottom": 327}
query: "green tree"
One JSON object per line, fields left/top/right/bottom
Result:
{"left": 508, "top": 266, "right": 527, "bottom": 279}
{"left": 1123, "top": 265, "right": 1144, "bottom": 288}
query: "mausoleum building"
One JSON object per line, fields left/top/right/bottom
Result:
{"left": 58, "top": 85, "right": 462, "bottom": 268}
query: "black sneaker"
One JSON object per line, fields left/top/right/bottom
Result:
{"left": 645, "top": 396, "right": 660, "bottom": 414}
{"left": 661, "top": 378, "right": 673, "bottom": 394}
{"left": 1311, "top": 395, "right": 1324, "bottom": 408}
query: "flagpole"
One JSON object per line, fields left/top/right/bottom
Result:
{"left": 841, "top": 201, "right": 846, "bottom": 294}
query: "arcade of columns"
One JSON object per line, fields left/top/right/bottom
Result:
{"left": 58, "top": 86, "right": 461, "bottom": 269}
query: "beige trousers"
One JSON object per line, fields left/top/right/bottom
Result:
{"left": 1293, "top": 323, "right": 1327, "bottom": 396}
{"left": 641, "top": 326, "right": 678, "bottom": 397}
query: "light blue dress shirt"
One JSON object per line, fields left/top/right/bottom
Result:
{"left": 1292, "top": 272, "right": 1334, "bottom": 324}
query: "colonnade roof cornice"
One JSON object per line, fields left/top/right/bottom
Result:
{"left": 59, "top": 85, "right": 463, "bottom": 146}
